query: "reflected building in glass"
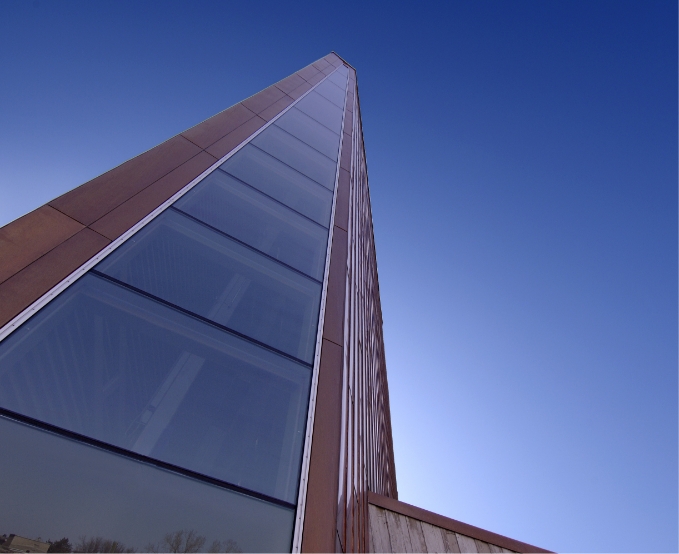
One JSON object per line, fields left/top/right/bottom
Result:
{"left": 0, "top": 54, "right": 550, "bottom": 554}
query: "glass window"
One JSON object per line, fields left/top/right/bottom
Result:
{"left": 329, "top": 65, "right": 349, "bottom": 80}
{"left": 313, "top": 79, "right": 345, "bottom": 109}
{"left": 252, "top": 126, "right": 337, "bottom": 191}
{"left": 0, "top": 274, "right": 310, "bottom": 504}
{"left": 295, "top": 91, "right": 344, "bottom": 134}
{"left": 96, "top": 210, "right": 321, "bottom": 363}
{"left": 274, "top": 107, "right": 340, "bottom": 161}
{"left": 222, "top": 145, "right": 332, "bottom": 227}
{"left": 174, "top": 171, "right": 328, "bottom": 281}
{"left": 327, "top": 69, "right": 348, "bottom": 89}
{"left": 0, "top": 415, "right": 294, "bottom": 552}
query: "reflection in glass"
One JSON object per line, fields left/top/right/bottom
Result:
{"left": 0, "top": 274, "right": 310, "bottom": 503}
{"left": 274, "top": 107, "right": 340, "bottom": 161}
{"left": 313, "top": 80, "right": 345, "bottom": 109}
{"left": 0, "top": 415, "right": 294, "bottom": 552}
{"left": 295, "top": 91, "right": 344, "bottom": 134}
{"left": 175, "top": 172, "right": 328, "bottom": 281}
{"left": 96, "top": 210, "right": 321, "bottom": 362}
{"left": 222, "top": 145, "right": 332, "bottom": 227}
{"left": 252, "top": 126, "right": 337, "bottom": 190}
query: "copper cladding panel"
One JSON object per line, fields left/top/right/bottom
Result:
{"left": 275, "top": 74, "right": 308, "bottom": 95}
{"left": 181, "top": 103, "right": 256, "bottom": 149}
{"left": 49, "top": 135, "right": 203, "bottom": 226}
{"left": 301, "top": 339, "right": 344, "bottom": 553}
{"left": 304, "top": 67, "right": 398, "bottom": 553}
{"left": 306, "top": 72, "right": 326, "bottom": 86}
{"left": 287, "top": 81, "right": 314, "bottom": 100}
{"left": 259, "top": 96, "right": 295, "bottom": 121}
{"left": 89, "top": 152, "right": 218, "bottom": 241}
{"left": 0, "top": 228, "right": 110, "bottom": 328}
{"left": 241, "top": 85, "right": 288, "bottom": 115}
{"left": 335, "top": 78, "right": 398, "bottom": 553}
{"left": 205, "top": 116, "right": 267, "bottom": 159}
{"left": 322, "top": 226, "right": 348, "bottom": 347}
{"left": 340, "top": 132, "right": 352, "bottom": 172}
{"left": 0, "top": 206, "right": 84, "bottom": 284}
{"left": 334, "top": 168, "right": 350, "bottom": 232}
{"left": 313, "top": 59, "right": 331, "bottom": 72}
{"left": 297, "top": 65, "right": 322, "bottom": 82}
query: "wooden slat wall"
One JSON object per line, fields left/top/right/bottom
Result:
{"left": 367, "top": 492, "right": 554, "bottom": 554}
{"left": 369, "top": 505, "right": 518, "bottom": 554}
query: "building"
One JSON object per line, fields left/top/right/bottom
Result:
{"left": 0, "top": 535, "right": 50, "bottom": 553}
{"left": 0, "top": 53, "right": 549, "bottom": 553}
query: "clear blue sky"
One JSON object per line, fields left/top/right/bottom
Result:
{"left": 0, "top": 1, "right": 676, "bottom": 552}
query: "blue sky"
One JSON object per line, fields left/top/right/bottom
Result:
{"left": 0, "top": 1, "right": 676, "bottom": 552}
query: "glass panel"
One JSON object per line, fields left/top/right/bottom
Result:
{"left": 174, "top": 171, "right": 328, "bottom": 281}
{"left": 314, "top": 79, "right": 345, "bottom": 109}
{"left": 275, "top": 107, "right": 340, "bottom": 161}
{"left": 0, "top": 415, "right": 293, "bottom": 552}
{"left": 295, "top": 91, "right": 344, "bottom": 134}
{"left": 0, "top": 274, "right": 310, "bottom": 503}
{"left": 222, "top": 145, "right": 332, "bottom": 227}
{"left": 328, "top": 68, "right": 348, "bottom": 88}
{"left": 335, "top": 65, "right": 349, "bottom": 75}
{"left": 252, "top": 126, "right": 337, "bottom": 190}
{"left": 276, "top": 108, "right": 339, "bottom": 161}
{"left": 96, "top": 210, "right": 321, "bottom": 363}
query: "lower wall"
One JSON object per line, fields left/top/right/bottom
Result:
{"left": 368, "top": 493, "right": 552, "bottom": 554}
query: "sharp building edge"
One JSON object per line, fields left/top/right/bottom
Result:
{"left": 0, "top": 53, "right": 550, "bottom": 554}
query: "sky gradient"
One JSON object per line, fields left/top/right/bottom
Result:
{"left": 0, "top": 1, "right": 676, "bottom": 552}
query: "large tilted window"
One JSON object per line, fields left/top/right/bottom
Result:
{"left": 0, "top": 65, "right": 348, "bottom": 553}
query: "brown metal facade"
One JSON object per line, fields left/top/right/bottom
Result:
{"left": 301, "top": 62, "right": 398, "bottom": 553}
